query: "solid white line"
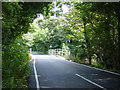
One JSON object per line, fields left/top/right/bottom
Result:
{"left": 33, "top": 55, "right": 40, "bottom": 90}
{"left": 69, "top": 60, "right": 120, "bottom": 76}
{"left": 75, "top": 73, "right": 107, "bottom": 90}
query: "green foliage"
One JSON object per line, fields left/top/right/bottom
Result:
{"left": 23, "top": 16, "right": 71, "bottom": 53}
{"left": 2, "top": 2, "right": 51, "bottom": 45}
{"left": 71, "top": 2, "right": 120, "bottom": 70}
{"left": 58, "top": 2, "right": 120, "bottom": 71}
{"left": 2, "top": 2, "right": 51, "bottom": 88}
{"left": 2, "top": 38, "right": 30, "bottom": 88}
{"left": 2, "top": 2, "right": 22, "bottom": 45}
{"left": 23, "top": 2, "right": 120, "bottom": 73}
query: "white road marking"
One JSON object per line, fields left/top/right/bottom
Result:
{"left": 33, "top": 55, "right": 40, "bottom": 90}
{"left": 68, "top": 59, "right": 120, "bottom": 76}
{"left": 51, "top": 55, "right": 120, "bottom": 76}
{"left": 75, "top": 73, "right": 107, "bottom": 90}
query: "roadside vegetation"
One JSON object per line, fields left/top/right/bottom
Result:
{"left": 24, "top": 2, "right": 120, "bottom": 73}
{"left": 2, "top": 38, "right": 30, "bottom": 88}
{"left": 2, "top": 2, "right": 50, "bottom": 88}
{"left": 2, "top": 1, "right": 120, "bottom": 88}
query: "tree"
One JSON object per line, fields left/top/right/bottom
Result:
{"left": 2, "top": 2, "right": 51, "bottom": 88}
{"left": 2, "top": 2, "right": 51, "bottom": 45}
{"left": 23, "top": 16, "right": 72, "bottom": 53}
{"left": 73, "top": 2, "right": 120, "bottom": 69}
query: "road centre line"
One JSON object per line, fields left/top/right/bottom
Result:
{"left": 68, "top": 59, "right": 120, "bottom": 76}
{"left": 75, "top": 73, "right": 107, "bottom": 90}
{"left": 33, "top": 55, "right": 40, "bottom": 90}
{"left": 54, "top": 55, "right": 120, "bottom": 76}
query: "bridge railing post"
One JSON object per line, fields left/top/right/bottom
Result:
{"left": 48, "top": 48, "right": 70, "bottom": 58}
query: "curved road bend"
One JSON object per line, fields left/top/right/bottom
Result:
{"left": 28, "top": 52, "right": 120, "bottom": 89}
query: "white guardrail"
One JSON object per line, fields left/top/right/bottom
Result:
{"left": 48, "top": 48, "right": 70, "bottom": 58}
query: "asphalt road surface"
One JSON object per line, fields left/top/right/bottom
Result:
{"left": 28, "top": 52, "right": 120, "bottom": 90}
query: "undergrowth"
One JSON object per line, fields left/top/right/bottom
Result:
{"left": 2, "top": 38, "right": 30, "bottom": 88}
{"left": 68, "top": 55, "right": 120, "bottom": 74}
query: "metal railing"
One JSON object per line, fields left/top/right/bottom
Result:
{"left": 48, "top": 48, "right": 70, "bottom": 58}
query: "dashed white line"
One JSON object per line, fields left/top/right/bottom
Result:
{"left": 56, "top": 56, "right": 120, "bottom": 76}
{"left": 68, "top": 59, "right": 120, "bottom": 76}
{"left": 33, "top": 55, "right": 40, "bottom": 90}
{"left": 75, "top": 73, "right": 107, "bottom": 90}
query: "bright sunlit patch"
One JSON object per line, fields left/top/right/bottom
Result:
{"left": 62, "top": 4, "right": 69, "bottom": 14}
{"left": 37, "top": 13, "right": 44, "bottom": 19}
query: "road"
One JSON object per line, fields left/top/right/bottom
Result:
{"left": 28, "top": 52, "right": 120, "bottom": 89}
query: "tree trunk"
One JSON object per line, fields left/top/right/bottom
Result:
{"left": 113, "top": 3, "right": 120, "bottom": 69}
{"left": 83, "top": 18, "right": 91, "bottom": 65}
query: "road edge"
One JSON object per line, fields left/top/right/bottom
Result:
{"left": 54, "top": 55, "right": 120, "bottom": 76}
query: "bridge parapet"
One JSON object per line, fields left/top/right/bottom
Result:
{"left": 48, "top": 48, "right": 70, "bottom": 58}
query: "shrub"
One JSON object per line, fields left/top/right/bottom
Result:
{"left": 2, "top": 38, "right": 30, "bottom": 88}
